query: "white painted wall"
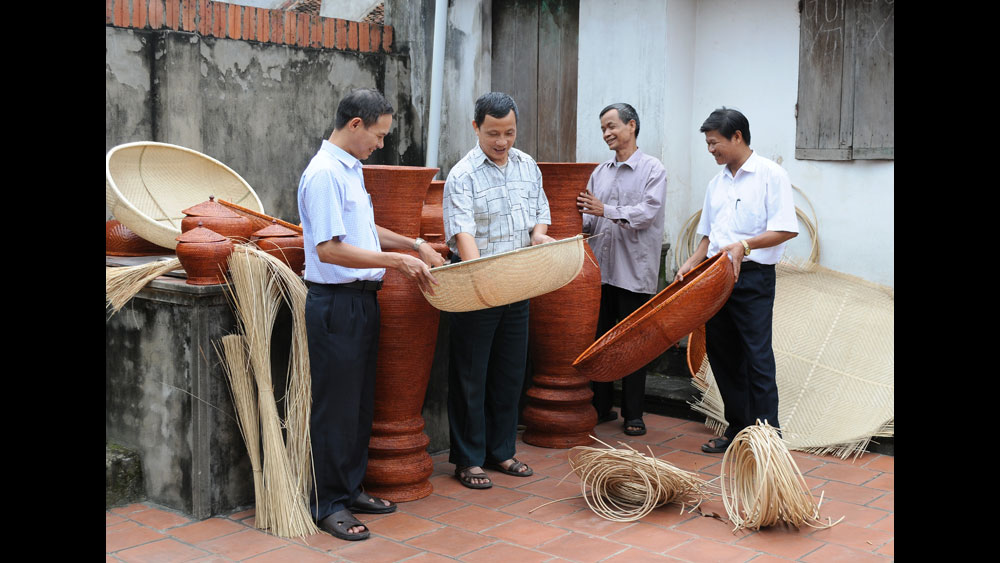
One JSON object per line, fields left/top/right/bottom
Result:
{"left": 577, "top": 0, "right": 894, "bottom": 287}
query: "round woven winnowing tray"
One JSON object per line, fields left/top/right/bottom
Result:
{"left": 421, "top": 235, "right": 585, "bottom": 312}
{"left": 106, "top": 142, "right": 264, "bottom": 250}
{"left": 689, "top": 261, "right": 894, "bottom": 458}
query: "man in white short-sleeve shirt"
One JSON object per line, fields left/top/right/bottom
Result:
{"left": 676, "top": 107, "right": 798, "bottom": 454}
{"left": 298, "top": 88, "right": 443, "bottom": 542}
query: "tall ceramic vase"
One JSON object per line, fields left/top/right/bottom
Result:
{"left": 361, "top": 164, "right": 440, "bottom": 501}
{"left": 522, "top": 162, "right": 602, "bottom": 448}
{"left": 420, "top": 179, "right": 451, "bottom": 260}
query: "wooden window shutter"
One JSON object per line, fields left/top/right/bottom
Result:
{"left": 795, "top": 0, "right": 894, "bottom": 161}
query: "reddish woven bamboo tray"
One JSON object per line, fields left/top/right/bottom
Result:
{"left": 572, "top": 252, "right": 735, "bottom": 382}
{"left": 686, "top": 324, "right": 707, "bottom": 382}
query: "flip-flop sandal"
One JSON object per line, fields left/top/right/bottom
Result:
{"left": 701, "top": 436, "right": 732, "bottom": 453}
{"left": 455, "top": 466, "right": 492, "bottom": 489}
{"left": 318, "top": 508, "right": 370, "bottom": 541}
{"left": 597, "top": 411, "right": 619, "bottom": 423}
{"left": 350, "top": 494, "right": 397, "bottom": 514}
{"left": 485, "top": 458, "right": 534, "bottom": 477}
{"left": 624, "top": 419, "right": 646, "bottom": 436}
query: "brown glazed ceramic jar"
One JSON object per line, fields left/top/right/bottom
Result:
{"left": 106, "top": 219, "right": 174, "bottom": 256}
{"left": 252, "top": 220, "right": 305, "bottom": 275}
{"left": 181, "top": 195, "right": 253, "bottom": 243}
{"left": 521, "top": 162, "right": 602, "bottom": 448}
{"left": 360, "top": 164, "right": 440, "bottom": 502}
{"left": 175, "top": 222, "right": 234, "bottom": 285}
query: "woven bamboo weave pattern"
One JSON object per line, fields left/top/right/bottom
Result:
{"left": 106, "top": 142, "right": 264, "bottom": 250}
{"left": 421, "top": 235, "right": 585, "bottom": 312}
{"left": 573, "top": 252, "right": 734, "bottom": 383}
{"left": 691, "top": 261, "right": 894, "bottom": 458}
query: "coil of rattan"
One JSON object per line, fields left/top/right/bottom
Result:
{"left": 564, "top": 437, "right": 713, "bottom": 522}
{"left": 720, "top": 421, "right": 843, "bottom": 532}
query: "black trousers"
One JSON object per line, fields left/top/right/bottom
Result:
{"left": 304, "top": 283, "right": 380, "bottom": 521}
{"left": 591, "top": 284, "right": 654, "bottom": 422}
{"left": 705, "top": 262, "right": 779, "bottom": 440}
{"left": 447, "top": 300, "right": 530, "bottom": 468}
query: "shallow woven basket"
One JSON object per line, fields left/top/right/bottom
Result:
{"left": 421, "top": 235, "right": 585, "bottom": 312}
{"left": 573, "top": 252, "right": 735, "bottom": 382}
{"left": 106, "top": 142, "right": 265, "bottom": 250}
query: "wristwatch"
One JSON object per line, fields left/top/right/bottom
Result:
{"left": 740, "top": 239, "right": 751, "bottom": 256}
{"left": 413, "top": 237, "right": 426, "bottom": 251}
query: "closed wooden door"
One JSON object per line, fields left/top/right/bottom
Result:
{"left": 492, "top": 0, "right": 578, "bottom": 162}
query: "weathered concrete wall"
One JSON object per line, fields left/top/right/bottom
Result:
{"left": 387, "top": 0, "right": 491, "bottom": 180}
{"left": 106, "top": 280, "right": 251, "bottom": 517}
{"left": 106, "top": 24, "right": 424, "bottom": 225}
{"left": 576, "top": 0, "right": 893, "bottom": 287}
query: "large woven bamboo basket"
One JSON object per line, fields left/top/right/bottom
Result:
{"left": 421, "top": 235, "right": 585, "bottom": 312}
{"left": 573, "top": 252, "right": 735, "bottom": 382}
{"left": 106, "top": 142, "right": 265, "bottom": 250}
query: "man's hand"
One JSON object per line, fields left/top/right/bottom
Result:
{"left": 721, "top": 241, "right": 744, "bottom": 282}
{"left": 675, "top": 236, "right": 711, "bottom": 283}
{"left": 396, "top": 253, "right": 439, "bottom": 295}
{"left": 576, "top": 190, "right": 605, "bottom": 217}
{"left": 417, "top": 241, "right": 446, "bottom": 268}
{"left": 530, "top": 231, "right": 556, "bottom": 246}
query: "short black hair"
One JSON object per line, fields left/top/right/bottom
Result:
{"left": 699, "top": 107, "right": 750, "bottom": 145}
{"left": 335, "top": 88, "right": 394, "bottom": 130}
{"left": 474, "top": 92, "right": 518, "bottom": 127}
{"left": 599, "top": 103, "right": 640, "bottom": 138}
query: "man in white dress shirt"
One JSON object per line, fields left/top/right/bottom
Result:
{"left": 675, "top": 107, "right": 798, "bottom": 454}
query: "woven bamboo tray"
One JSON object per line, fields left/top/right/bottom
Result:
{"left": 106, "top": 142, "right": 265, "bottom": 250}
{"left": 573, "top": 252, "right": 734, "bottom": 382}
{"left": 421, "top": 235, "right": 585, "bottom": 312}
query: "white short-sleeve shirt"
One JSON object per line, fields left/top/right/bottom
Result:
{"left": 696, "top": 151, "right": 798, "bottom": 265}
{"left": 297, "top": 140, "right": 384, "bottom": 284}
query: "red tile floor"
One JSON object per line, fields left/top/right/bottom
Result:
{"left": 106, "top": 413, "right": 894, "bottom": 562}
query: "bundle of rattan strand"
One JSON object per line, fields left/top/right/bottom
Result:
{"left": 225, "top": 245, "right": 317, "bottom": 538}
{"left": 215, "top": 334, "right": 266, "bottom": 527}
{"left": 244, "top": 247, "right": 314, "bottom": 500}
{"left": 566, "top": 437, "right": 713, "bottom": 522}
{"left": 105, "top": 258, "right": 182, "bottom": 314}
{"left": 720, "top": 421, "right": 843, "bottom": 532}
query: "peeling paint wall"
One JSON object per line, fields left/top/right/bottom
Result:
{"left": 106, "top": 25, "right": 424, "bottom": 224}
{"left": 576, "top": 0, "right": 893, "bottom": 287}
{"left": 387, "top": 0, "right": 491, "bottom": 180}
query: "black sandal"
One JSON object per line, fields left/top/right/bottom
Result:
{"left": 350, "top": 494, "right": 397, "bottom": 514}
{"left": 318, "top": 508, "right": 370, "bottom": 541}
{"left": 701, "top": 436, "right": 732, "bottom": 453}
{"left": 624, "top": 418, "right": 646, "bottom": 436}
{"left": 455, "top": 466, "right": 492, "bottom": 489}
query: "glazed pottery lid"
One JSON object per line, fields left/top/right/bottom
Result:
{"left": 176, "top": 222, "right": 229, "bottom": 243}
{"left": 252, "top": 219, "right": 299, "bottom": 238}
{"left": 181, "top": 196, "right": 242, "bottom": 218}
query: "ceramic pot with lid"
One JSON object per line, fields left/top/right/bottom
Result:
{"left": 181, "top": 195, "right": 253, "bottom": 243}
{"left": 175, "top": 222, "right": 234, "bottom": 285}
{"left": 252, "top": 220, "right": 305, "bottom": 275}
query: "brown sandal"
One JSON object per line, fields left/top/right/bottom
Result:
{"left": 455, "top": 466, "right": 492, "bottom": 489}
{"left": 485, "top": 458, "right": 534, "bottom": 477}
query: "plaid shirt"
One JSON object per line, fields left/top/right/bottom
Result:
{"left": 443, "top": 144, "right": 551, "bottom": 258}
